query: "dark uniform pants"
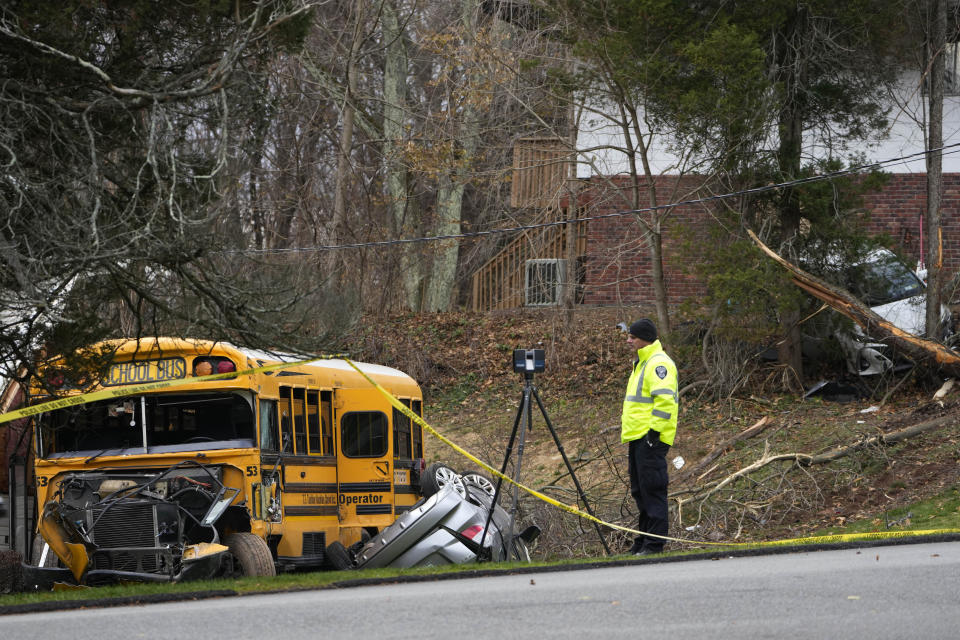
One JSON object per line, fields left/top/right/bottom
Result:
{"left": 628, "top": 431, "right": 670, "bottom": 552}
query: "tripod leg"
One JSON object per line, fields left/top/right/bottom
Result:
{"left": 478, "top": 386, "right": 527, "bottom": 558}
{"left": 506, "top": 386, "right": 532, "bottom": 560}
{"left": 532, "top": 386, "right": 612, "bottom": 555}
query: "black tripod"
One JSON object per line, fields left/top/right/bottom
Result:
{"left": 480, "top": 364, "right": 611, "bottom": 558}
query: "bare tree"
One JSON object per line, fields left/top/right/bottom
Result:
{"left": 923, "top": 0, "right": 947, "bottom": 338}
{"left": 0, "top": 1, "right": 344, "bottom": 384}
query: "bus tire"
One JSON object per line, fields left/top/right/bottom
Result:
{"left": 225, "top": 533, "right": 276, "bottom": 577}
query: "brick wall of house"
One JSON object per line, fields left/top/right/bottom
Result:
{"left": 581, "top": 175, "right": 721, "bottom": 306}
{"left": 580, "top": 173, "right": 959, "bottom": 306}
{"left": 860, "top": 173, "right": 960, "bottom": 275}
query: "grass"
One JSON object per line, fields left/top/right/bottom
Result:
{"left": 428, "top": 372, "right": 478, "bottom": 412}
{"left": 813, "top": 484, "right": 960, "bottom": 537}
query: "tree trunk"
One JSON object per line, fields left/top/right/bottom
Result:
{"left": 424, "top": 177, "right": 464, "bottom": 311}
{"left": 329, "top": 1, "right": 364, "bottom": 280}
{"left": 383, "top": 0, "right": 422, "bottom": 310}
{"left": 422, "top": 0, "right": 481, "bottom": 312}
{"left": 621, "top": 99, "right": 670, "bottom": 334}
{"left": 774, "top": 8, "right": 806, "bottom": 383}
{"left": 925, "top": 0, "right": 945, "bottom": 338}
{"left": 562, "top": 101, "right": 578, "bottom": 327}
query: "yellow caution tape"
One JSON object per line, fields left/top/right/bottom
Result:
{"left": 341, "top": 358, "right": 960, "bottom": 550}
{"left": 0, "top": 354, "right": 346, "bottom": 426}
{"left": 2, "top": 353, "right": 955, "bottom": 550}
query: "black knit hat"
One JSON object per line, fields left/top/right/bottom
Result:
{"left": 629, "top": 318, "right": 657, "bottom": 342}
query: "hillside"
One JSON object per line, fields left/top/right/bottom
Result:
{"left": 347, "top": 307, "right": 960, "bottom": 557}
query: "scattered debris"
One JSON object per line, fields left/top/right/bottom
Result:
{"left": 933, "top": 378, "right": 955, "bottom": 401}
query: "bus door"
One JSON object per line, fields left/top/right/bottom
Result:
{"left": 334, "top": 388, "right": 394, "bottom": 530}
{"left": 392, "top": 398, "right": 424, "bottom": 513}
{"left": 256, "top": 397, "right": 284, "bottom": 529}
{"left": 275, "top": 386, "right": 338, "bottom": 562}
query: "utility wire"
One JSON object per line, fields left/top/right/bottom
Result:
{"left": 226, "top": 143, "right": 960, "bottom": 256}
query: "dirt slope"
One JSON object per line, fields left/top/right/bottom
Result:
{"left": 346, "top": 308, "right": 960, "bottom": 554}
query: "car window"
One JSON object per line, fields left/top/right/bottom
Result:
{"left": 848, "top": 253, "right": 924, "bottom": 306}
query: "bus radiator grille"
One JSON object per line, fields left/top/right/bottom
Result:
{"left": 89, "top": 502, "right": 160, "bottom": 572}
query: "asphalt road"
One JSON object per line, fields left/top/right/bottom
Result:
{"left": 3, "top": 541, "right": 960, "bottom": 639}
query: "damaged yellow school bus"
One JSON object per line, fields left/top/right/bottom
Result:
{"left": 27, "top": 338, "right": 426, "bottom": 586}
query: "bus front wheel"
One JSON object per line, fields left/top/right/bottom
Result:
{"left": 225, "top": 533, "right": 276, "bottom": 577}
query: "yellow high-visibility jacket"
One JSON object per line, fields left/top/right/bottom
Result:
{"left": 621, "top": 340, "right": 678, "bottom": 445}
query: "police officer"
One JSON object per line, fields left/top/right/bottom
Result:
{"left": 621, "top": 318, "right": 678, "bottom": 555}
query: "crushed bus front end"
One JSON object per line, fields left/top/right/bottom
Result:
{"left": 26, "top": 461, "right": 241, "bottom": 588}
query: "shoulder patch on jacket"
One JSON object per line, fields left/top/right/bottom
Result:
{"left": 655, "top": 365, "right": 668, "bottom": 379}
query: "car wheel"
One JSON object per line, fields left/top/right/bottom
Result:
{"left": 461, "top": 471, "right": 497, "bottom": 499}
{"left": 325, "top": 541, "right": 354, "bottom": 571}
{"left": 225, "top": 532, "right": 276, "bottom": 577}
{"left": 420, "top": 463, "right": 466, "bottom": 498}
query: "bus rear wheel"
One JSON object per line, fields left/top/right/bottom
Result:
{"left": 225, "top": 533, "right": 276, "bottom": 577}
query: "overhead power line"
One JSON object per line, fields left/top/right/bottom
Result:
{"left": 228, "top": 143, "right": 960, "bottom": 256}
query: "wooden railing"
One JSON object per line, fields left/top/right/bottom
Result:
{"left": 511, "top": 137, "right": 572, "bottom": 209}
{"left": 469, "top": 138, "right": 585, "bottom": 311}
{"left": 470, "top": 211, "right": 587, "bottom": 311}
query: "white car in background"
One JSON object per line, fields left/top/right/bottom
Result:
{"left": 825, "top": 248, "right": 953, "bottom": 375}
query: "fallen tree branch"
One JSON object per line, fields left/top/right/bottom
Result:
{"left": 673, "top": 416, "right": 771, "bottom": 485}
{"left": 747, "top": 230, "right": 960, "bottom": 377}
{"left": 673, "top": 408, "right": 960, "bottom": 507}
{"left": 808, "top": 410, "right": 959, "bottom": 464}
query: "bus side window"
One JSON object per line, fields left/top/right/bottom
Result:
{"left": 393, "top": 399, "right": 412, "bottom": 460}
{"left": 341, "top": 411, "right": 388, "bottom": 457}
{"left": 306, "top": 390, "right": 321, "bottom": 455}
{"left": 259, "top": 399, "right": 279, "bottom": 451}
{"left": 411, "top": 399, "right": 423, "bottom": 459}
{"left": 279, "top": 388, "right": 292, "bottom": 453}
{"left": 292, "top": 388, "right": 306, "bottom": 454}
{"left": 321, "top": 391, "right": 333, "bottom": 455}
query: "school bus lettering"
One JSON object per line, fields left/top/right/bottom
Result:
{"left": 339, "top": 493, "right": 384, "bottom": 506}
{"left": 104, "top": 357, "right": 186, "bottom": 386}
{"left": 302, "top": 495, "right": 337, "bottom": 505}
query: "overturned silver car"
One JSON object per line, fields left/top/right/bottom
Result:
{"left": 332, "top": 467, "right": 539, "bottom": 570}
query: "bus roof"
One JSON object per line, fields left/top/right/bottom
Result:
{"left": 51, "top": 337, "right": 422, "bottom": 396}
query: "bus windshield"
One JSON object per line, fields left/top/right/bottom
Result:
{"left": 37, "top": 391, "right": 256, "bottom": 458}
